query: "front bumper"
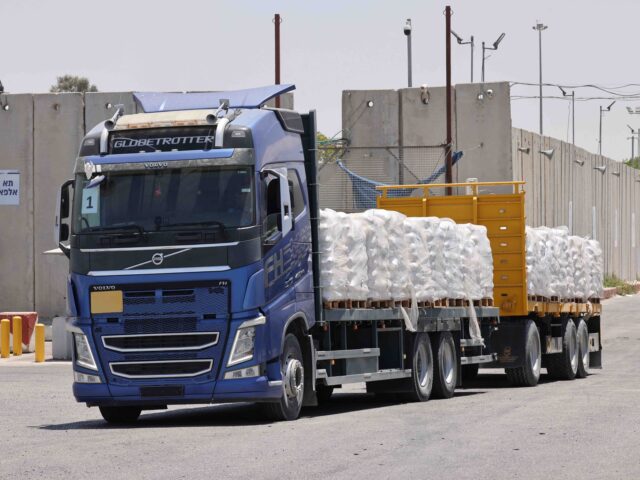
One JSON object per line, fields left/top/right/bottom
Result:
{"left": 74, "top": 375, "right": 283, "bottom": 406}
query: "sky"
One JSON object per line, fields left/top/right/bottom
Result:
{"left": 3, "top": 0, "right": 640, "bottom": 161}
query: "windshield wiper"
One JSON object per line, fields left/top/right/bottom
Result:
{"left": 158, "top": 220, "right": 227, "bottom": 231}
{"left": 82, "top": 223, "right": 145, "bottom": 235}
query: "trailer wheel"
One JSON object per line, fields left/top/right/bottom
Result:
{"left": 505, "top": 320, "right": 541, "bottom": 387}
{"left": 432, "top": 332, "right": 457, "bottom": 399}
{"left": 263, "top": 333, "right": 305, "bottom": 421}
{"left": 405, "top": 333, "right": 434, "bottom": 402}
{"left": 461, "top": 364, "right": 479, "bottom": 381}
{"left": 575, "top": 319, "right": 590, "bottom": 378}
{"left": 99, "top": 406, "right": 141, "bottom": 424}
{"left": 546, "top": 318, "right": 578, "bottom": 380}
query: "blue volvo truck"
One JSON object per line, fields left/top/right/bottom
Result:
{"left": 55, "top": 85, "right": 536, "bottom": 423}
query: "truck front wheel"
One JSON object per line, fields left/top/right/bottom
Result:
{"left": 99, "top": 406, "right": 141, "bottom": 424}
{"left": 432, "top": 332, "right": 457, "bottom": 399}
{"left": 263, "top": 333, "right": 305, "bottom": 421}
{"left": 505, "top": 320, "right": 541, "bottom": 387}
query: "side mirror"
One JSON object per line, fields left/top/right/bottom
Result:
{"left": 56, "top": 179, "right": 74, "bottom": 258}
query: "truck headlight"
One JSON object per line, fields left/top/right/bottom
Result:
{"left": 227, "top": 315, "right": 265, "bottom": 367}
{"left": 74, "top": 333, "right": 98, "bottom": 370}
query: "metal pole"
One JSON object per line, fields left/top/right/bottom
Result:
{"left": 274, "top": 13, "right": 281, "bottom": 108}
{"left": 632, "top": 135, "right": 635, "bottom": 159}
{"left": 481, "top": 41, "right": 485, "bottom": 83}
{"left": 538, "top": 27, "right": 543, "bottom": 135}
{"left": 470, "top": 36, "right": 474, "bottom": 83}
{"left": 445, "top": 6, "right": 453, "bottom": 195}
{"left": 598, "top": 106, "right": 603, "bottom": 155}
{"left": 407, "top": 32, "right": 413, "bottom": 87}
{"left": 571, "top": 91, "right": 575, "bottom": 145}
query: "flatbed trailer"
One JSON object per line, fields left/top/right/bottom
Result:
{"left": 376, "top": 181, "right": 603, "bottom": 386}
{"left": 312, "top": 306, "right": 500, "bottom": 399}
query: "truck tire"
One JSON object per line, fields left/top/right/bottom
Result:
{"left": 263, "top": 334, "right": 305, "bottom": 421}
{"left": 461, "top": 364, "right": 479, "bottom": 381}
{"left": 405, "top": 332, "right": 434, "bottom": 402}
{"left": 546, "top": 318, "right": 578, "bottom": 380}
{"left": 99, "top": 406, "right": 141, "bottom": 424}
{"left": 431, "top": 332, "right": 457, "bottom": 399}
{"left": 505, "top": 320, "right": 541, "bottom": 387}
{"left": 575, "top": 319, "right": 590, "bottom": 378}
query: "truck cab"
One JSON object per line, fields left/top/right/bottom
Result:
{"left": 58, "top": 85, "right": 318, "bottom": 422}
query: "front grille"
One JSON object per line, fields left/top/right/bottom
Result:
{"left": 102, "top": 332, "right": 219, "bottom": 352}
{"left": 123, "top": 317, "right": 198, "bottom": 334}
{"left": 110, "top": 360, "right": 213, "bottom": 378}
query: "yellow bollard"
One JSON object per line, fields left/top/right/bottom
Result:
{"left": 1, "top": 319, "right": 9, "bottom": 358}
{"left": 35, "top": 324, "right": 45, "bottom": 363}
{"left": 12, "top": 316, "right": 22, "bottom": 356}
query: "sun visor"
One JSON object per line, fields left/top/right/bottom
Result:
{"left": 134, "top": 84, "right": 295, "bottom": 113}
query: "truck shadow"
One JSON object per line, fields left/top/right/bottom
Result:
{"left": 459, "top": 372, "right": 594, "bottom": 390}
{"left": 36, "top": 390, "right": 486, "bottom": 430}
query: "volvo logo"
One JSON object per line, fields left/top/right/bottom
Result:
{"left": 152, "top": 253, "right": 164, "bottom": 266}
{"left": 144, "top": 162, "right": 169, "bottom": 169}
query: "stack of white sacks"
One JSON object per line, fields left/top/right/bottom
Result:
{"left": 525, "top": 226, "right": 604, "bottom": 300}
{"left": 319, "top": 208, "right": 493, "bottom": 304}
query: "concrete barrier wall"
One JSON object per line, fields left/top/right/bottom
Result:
{"left": 0, "top": 90, "right": 294, "bottom": 319}
{"left": 512, "top": 127, "right": 640, "bottom": 280}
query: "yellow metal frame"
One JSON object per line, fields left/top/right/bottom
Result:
{"left": 376, "top": 181, "right": 528, "bottom": 317}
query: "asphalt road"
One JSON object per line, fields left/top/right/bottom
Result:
{"left": 1, "top": 295, "right": 639, "bottom": 479}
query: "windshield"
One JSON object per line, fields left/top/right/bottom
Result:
{"left": 73, "top": 166, "right": 254, "bottom": 233}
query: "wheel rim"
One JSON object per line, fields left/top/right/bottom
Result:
{"left": 568, "top": 326, "right": 578, "bottom": 373}
{"left": 529, "top": 329, "right": 541, "bottom": 376}
{"left": 284, "top": 357, "right": 304, "bottom": 405}
{"left": 442, "top": 341, "right": 455, "bottom": 386}
{"left": 579, "top": 326, "right": 590, "bottom": 371}
{"left": 415, "top": 342, "right": 431, "bottom": 392}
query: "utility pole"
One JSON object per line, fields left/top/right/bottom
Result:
{"left": 627, "top": 125, "right": 637, "bottom": 159}
{"left": 533, "top": 21, "right": 547, "bottom": 135}
{"left": 274, "top": 13, "right": 282, "bottom": 107}
{"left": 404, "top": 19, "right": 413, "bottom": 87}
{"left": 445, "top": 6, "right": 453, "bottom": 195}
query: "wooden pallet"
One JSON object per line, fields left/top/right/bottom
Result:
{"left": 417, "top": 300, "right": 434, "bottom": 308}
{"left": 323, "top": 299, "right": 368, "bottom": 309}
{"left": 367, "top": 299, "right": 393, "bottom": 309}
{"left": 393, "top": 299, "right": 411, "bottom": 308}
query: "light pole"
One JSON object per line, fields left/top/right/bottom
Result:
{"left": 559, "top": 86, "right": 575, "bottom": 144}
{"left": 404, "top": 19, "right": 412, "bottom": 88}
{"left": 627, "top": 125, "right": 637, "bottom": 159}
{"left": 598, "top": 101, "right": 615, "bottom": 155}
{"left": 532, "top": 21, "right": 547, "bottom": 135}
{"left": 451, "top": 30, "right": 474, "bottom": 82}
{"left": 626, "top": 107, "right": 640, "bottom": 157}
{"left": 481, "top": 33, "right": 505, "bottom": 83}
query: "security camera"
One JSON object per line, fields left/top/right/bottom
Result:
{"left": 404, "top": 19, "right": 412, "bottom": 36}
{"left": 486, "top": 89, "right": 494, "bottom": 98}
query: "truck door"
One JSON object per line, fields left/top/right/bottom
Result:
{"left": 262, "top": 167, "right": 294, "bottom": 303}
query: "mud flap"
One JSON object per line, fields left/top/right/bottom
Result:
{"left": 302, "top": 334, "right": 318, "bottom": 406}
{"left": 485, "top": 318, "right": 528, "bottom": 369}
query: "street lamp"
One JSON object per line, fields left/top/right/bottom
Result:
{"left": 481, "top": 32, "right": 505, "bottom": 83}
{"left": 627, "top": 125, "right": 637, "bottom": 159}
{"left": 404, "top": 19, "right": 412, "bottom": 88}
{"left": 598, "top": 101, "right": 615, "bottom": 155}
{"left": 532, "top": 21, "right": 548, "bottom": 135}
{"left": 451, "top": 30, "right": 474, "bottom": 83}
{"left": 558, "top": 86, "right": 575, "bottom": 145}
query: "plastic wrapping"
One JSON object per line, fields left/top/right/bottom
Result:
{"left": 526, "top": 225, "right": 604, "bottom": 299}
{"left": 319, "top": 209, "right": 494, "bottom": 304}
